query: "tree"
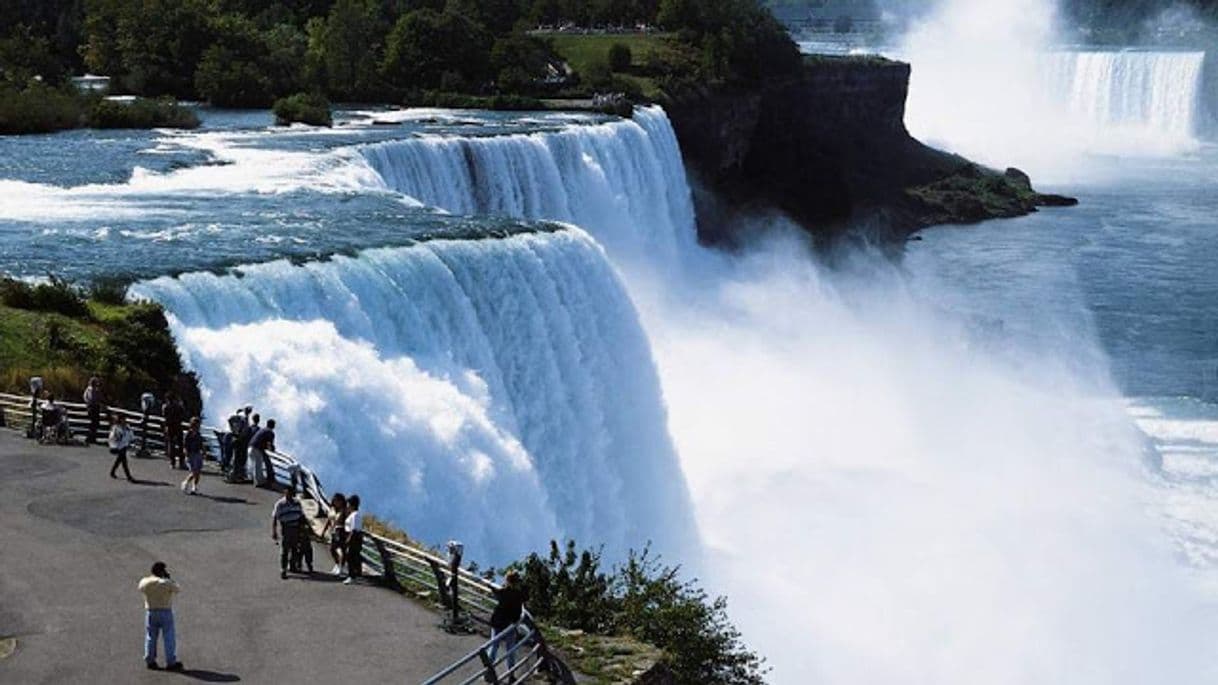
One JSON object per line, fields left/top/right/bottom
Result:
{"left": 490, "top": 32, "right": 552, "bottom": 89}
{"left": 0, "top": 25, "right": 67, "bottom": 86}
{"left": 381, "top": 9, "right": 491, "bottom": 91}
{"left": 194, "top": 14, "right": 274, "bottom": 107}
{"left": 608, "top": 42, "right": 632, "bottom": 72}
{"left": 81, "top": 0, "right": 214, "bottom": 96}
{"left": 318, "top": 0, "right": 384, "bottom": 100}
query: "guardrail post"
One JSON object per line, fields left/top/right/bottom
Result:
{"left": 372, "top": 537, "right": 401, "bottom": 592}
{"left": 428, "top": 558, "right": 452, "bottom": 607}
{"left": 477, "top": 648, "right": 499, "bottom": 685}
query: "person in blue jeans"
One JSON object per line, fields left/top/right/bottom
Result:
{"left": 138, "top": 561, "right": 184, "bottom": 671}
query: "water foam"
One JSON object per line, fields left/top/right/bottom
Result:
{"left": 900, "top": 0, "right": 1206, "bottom": 175}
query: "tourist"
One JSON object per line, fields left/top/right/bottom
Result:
{"left": 321, "top": 493, "right": 348, "bottom": 575}
{"left": 180, "top": 417, "right": 204, "bottom": 495}
{"left": 219, "top": 407, "right": 247, "bottom": 475}
{"left": 294, "top": 514, "right": 315, "bottom": 574}
{"left": 138, "top": 561, "right": 183, "bottom": 672}
{"left": 249, "top": 418, "right": 277, "bottom": 489}
{"left": 40, "top": 392, "right": 72, "bottom": 444}
{"left": 271, "top": 486, "right": 306, "bottom": 579}
{"left": 83, "top": 376, "right": 105, "bottom": 445}
{"left": 343, "top": 494, "right": 363, "bottom": 584}
{"left": 107, "top": 414, "right": 135, "bottom": 481}
{"left": 226, "top": 407, "right": 254, "bottom": 484}
{"left": 488, "top": 571, "right": 529, "bottom": 671}
{"left": 162, "top": 392, "right": 185, "bottom": 470}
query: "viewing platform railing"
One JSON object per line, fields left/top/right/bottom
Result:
{"left": 0, "top": 391, "right": 573, "bottom": 683}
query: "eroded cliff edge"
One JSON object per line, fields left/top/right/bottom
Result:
{"left": 664, "top": 55, "right": 1076, "bottom": 244}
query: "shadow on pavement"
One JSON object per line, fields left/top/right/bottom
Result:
{"left": 193, "top": 493, "right": 255, "bottom": 505}
{"left": 175, "top": 668, "right": 241, "bottom": 682}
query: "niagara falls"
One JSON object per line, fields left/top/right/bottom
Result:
{"left": 2, "top": 0, "right": 1217, "bottom": 683}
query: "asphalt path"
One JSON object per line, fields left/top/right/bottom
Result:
{"left": 0, "top": 429, "right": 482, "bottom": 684}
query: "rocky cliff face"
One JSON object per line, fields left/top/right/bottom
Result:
{"left": 665, "top": 56, "right": 1074, "bottom": 244}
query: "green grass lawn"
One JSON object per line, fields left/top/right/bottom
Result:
{"left": 542, "top": 33, "right": 676, "bottom": 100}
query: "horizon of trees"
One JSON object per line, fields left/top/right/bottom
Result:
{"left": 0, "top": 0, "right": 801, "bottom": 106}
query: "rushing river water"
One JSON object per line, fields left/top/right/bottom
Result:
{"left": 2, "top": 60, "right": 1217, "bottom": 682}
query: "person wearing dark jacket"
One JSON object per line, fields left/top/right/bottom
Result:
{"left": 162, "top": 392, "right": 186, "bottom": 470}
{"left": 488, "top": 571, "right": 529, "bottom": 670}
{"left": 249, "top": 419, "right": 277, "bottom": 489}
{"left": 226, "top": 409, "right": 254, "bottom": 484}
{"left": 83, "top": 377, "right": 105, "bottom": 445}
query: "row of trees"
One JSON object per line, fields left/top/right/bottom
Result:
{"left": 1, "top": 0, "right": 801, "bottom": 107}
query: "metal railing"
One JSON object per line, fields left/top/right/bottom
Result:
{"left": 0, "top": 390, "right": 573, "bottom": 682}
{"left": 420, "top": 614, "right": 574, "bottom": 685}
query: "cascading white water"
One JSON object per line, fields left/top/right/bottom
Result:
{"left": 1041, "top": 50, "right": 1205, "bottom": 141}
{"left": 356, "top": 107, "right": 697, "bottom": 265}
{"left": 125, "top": 103, "right": 1218, "bottom": 682}
{"left": 900, "top": 0, "right": 1208, "bottom": 175}
{"left": 131, "top": 229, "right": 696, "bottom": 564}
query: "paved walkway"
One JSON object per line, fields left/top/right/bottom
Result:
{"left": 0, "top": 429, "right": 482, "bottom": 683}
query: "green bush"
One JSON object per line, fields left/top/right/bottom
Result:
{"left": 0, "top": 83, "right": 83, "bottom": 134}
{"left": 510, "top": 541, "right": 767, "bottom": 685}
{"left": 0, "top": 277, "right": 90, "bottom": 318}
{"left": 87, "top": 97, "right": 199, "bottom": 130}
{"left": 608, "top": 42, "right": 632, "bottom": 72}
{"left": 88, "top": 279, "right": 129, "bottom": 306}
{"left": 272, "top": 92, "right": 332, "bottom": 126}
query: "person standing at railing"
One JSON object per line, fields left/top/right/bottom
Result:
{"left": 489, "top": 571, "right": 529, "bottom": 672}
{"left": 138, "top": 561, "right": 184, "bottom": 672}
{"left": 250, "top": 418, "right": 277, "bottom": 489}
{"left": 180, "top": 418, "right": 205, "bottom": 495}
{"left": 220, "top": 408, "right": 245, "bottom": 476}
{"left": 108, "top": 414, "right": 135, "bottom": 482}
{"left": 83, "top": 376, "right": 106, "bottom": 446}
{"left": 162, "top": 392, "right": 186, "bottom": 470}
{"left": 342, "top": 494, "right": 363, "bottom": 585}
{"left": 321, "top": 493, "right": 348, "bottom": 576}
{"left": 226, "top": 408, "right": 254, "bottom": 484}
{"left": 272, "top": 486, "right": 306, "bottom": 579}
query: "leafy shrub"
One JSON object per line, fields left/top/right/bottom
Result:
{"left": 273, "top": 92, "right": 332, "bottom": 127}
{"left": 0, "top": 277, "right": 89, "bottom": 318}
{"left": 89, "top": 279, "right": 129, "bottom": 306}
{"left": 510, "top": 540, "right": 767, "bottom": 685}
{"left": 88, "top": 97, "right": 199, "bottom": 130}
{"left": 0, "top": 83, "right": 83, "bottom": 134}
{"left": 608, "top": 43, "right": 632, "bottom": 72}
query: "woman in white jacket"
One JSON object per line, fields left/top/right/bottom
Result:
{"left": 108, "top": 414, "right": 136, "bottom": 481}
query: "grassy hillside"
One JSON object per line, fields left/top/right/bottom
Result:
{"left": 0, "top": 278, "right": 197, "bottom": 413}
{"left": 544, "top": 33, "right": 677, "bottom": 101}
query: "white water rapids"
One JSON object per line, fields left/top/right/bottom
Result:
{"left": 126, "top": 99, "right": 1217, "bottom": 682}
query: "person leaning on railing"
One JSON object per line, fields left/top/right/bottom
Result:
{"left": 488, "top": 571, "right": 529, "bottom": 670}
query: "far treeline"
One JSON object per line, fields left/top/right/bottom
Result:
{"left": 0, "top": 0, "right": 800, "bottom": 128}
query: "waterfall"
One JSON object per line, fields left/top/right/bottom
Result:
{"left": 131, "top": 228, "right": 696, "bottom": 564}
{"left": 1042, "top": 50, "right": 1205, "bottom": 142}
{"left": 356, "top": 106, "right": 697, "bottom": 263}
